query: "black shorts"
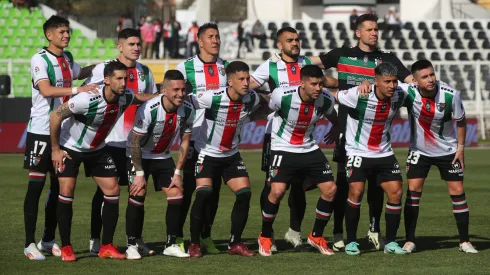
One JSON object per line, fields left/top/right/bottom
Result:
{"left": 127, "top": 157, "right": 175, "bottom": 191}
{"left": 406, "top": 151, "right": 464, "bottom": 181}
{"left": 332, "top": 134, "right": 347, "bottom": 164}
{"left": 261, "top": 133, "right": 272, "bottom": 172}
{"left": 269, "top": 149, "right": 334, "bottom": 191}
{"left": 106, "top": 146, "right": 129, "bottom": 186}
{"left": 183, "top": 141, "right": 197, "bottom": 175}
{"left": 195, "top": 152, "right": 249, "bottom": 183}
{"left": 23, "top": 132, "right": 54, "bottom": 173}
{"left": 57, "top": 146, "right": 118, "bottom": 178}
{"left": 346, "top": 154, "right": 402, "bottom": 184}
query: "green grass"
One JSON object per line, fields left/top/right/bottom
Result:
{"left": 1, "top": 149, "right": 489, "bottom": 274}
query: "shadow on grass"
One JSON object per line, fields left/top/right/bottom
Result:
{"left": 406, "top": 234, "right": 490, "bottom": 252}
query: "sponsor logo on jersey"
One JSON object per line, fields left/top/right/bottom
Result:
{"left": 381, "top": 103, "right": 388, "bottom": 112}
{"left": 449, "top": 162, "right": 463, "bottom": 174}
{"left": 437, "top": 103, "right": 446, "bottom": 112}
{"left": 34, "top": 66, "right": 40, "bottom": 74}
{"left": 392, "top": 162, "right": 401, "bottom": 174}
{"left": 105, "top": 157, "right": 116, "bottom": 169}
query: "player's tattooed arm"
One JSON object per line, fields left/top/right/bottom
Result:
{"left": 129, "top": 132, "right": 144, "bottom": 172}
{"left": 176, "top": 133, "right": 191, "bottom": 171}
{"left": 76, "top": 64, "right": 97, "bottom": 80}
{"left": 50, "top": 102, "right": 73, "bottom": 150}
{"left": 324, "top": 108, "right": 340, "bottom": 144}
{"left": 133, "top": 93, "right": 159, "bottom": 105}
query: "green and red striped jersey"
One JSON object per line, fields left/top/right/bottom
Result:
{"left": 269, "top": 86, "right": 336, "bottom": 153}
{"left": 251, "top": 56, "right": 312, "bottom": 92}
{"left": 400, "top": 82, "right": 465, "bottom": 157}
{"left": 189, "top": 87, "right": 260, "bottom": 158}
{"left": 60, "top": 85, "right": 134, "bottom": 152}
{"left": 338, "top": 85, "right": 407, "bottom": 158}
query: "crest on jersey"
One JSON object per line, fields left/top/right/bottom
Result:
{"left": 363, "top": 55, "right": 368, "bottom": 65}
{"left": 291, "top": 65, "right": 297, "bottom": 75}
{"left": 269, "top": 166, "right": 279, "bottom": 178}
{"left": 31, "top": 153, "right": 41, "bottom": 166}
{"left": 61, "top": 61, "right": 67, "bottom": 69}
{"left": 195, "top": 164, "right": 204, "bottom": 175}
{"left": 218, "top": 66, "right": 225, "bottom": 76}
{"left": 425, "top": 101, "right": 431, "bottom": 112}
{"left": 436, "top": 103, "right": 446, "bottom": 112}
{"left": 375, "top": 57, "right": 382, "bottom": 66}
{"left": 232, "top": 105, "right": 239, "bottom": 112}
{"left": 304, "top": 105, "right": 310, "bottom": 115}
{"left": 129, "top": 70, "right": 135, "bottom": 81}
{"left": 168, "top": 117, "right": 173, "bottom": 126}
{"left": 381, "top": 103, "right": 387, "bottom": 113}
{"left": 138, "top": 71, "right": 145, "bottom": 81}
{"left": 207, "top": 65, "right": 215, "bottom": 77}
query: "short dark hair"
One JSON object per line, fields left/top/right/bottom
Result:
{"left": 164, "top": 70, "right": 185, "bottom": 81}
{"left": 300, "top": 65, "right": 323, "bottom": 79}
{"left": 411, "top": 59, "right": 433, "bottom": 75}
{"left": 118, "top": 28, "right": 141, "bottom": 40}
{"left": 43, "top": 15, "right": 69, "bottom": 35}
{"left": 374, "top": 62, "right": 398, "bottom": 77}
{"left": 276, "top": 27, "right": 297, "bottom": 39}
{"left": 225, "top": 61, "right": 249, "bottom": 76}
{"left": 104, "top": 61, "right": 127, "bottom": 77}
{"left": 197, "top": 22, "right": 218, "bottom": 38}
{"left": 356, "top": 13, "right": 379, "bottom": 29}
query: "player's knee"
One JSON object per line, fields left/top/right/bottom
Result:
{"left": 165, "top": 187, "right": 182, "bottom": 198}
{"left": 387, "top": 187, "right": 402, "bottom": 202}
{"left": 269, "top": 188, "right": 285, "bottom": 202}
{"left": 235, "top": 188, "right": 251, "bottom": 206}
{"left": 195, "top": 186, "right": 213, "bottom": 202}
{"left": 448, "top": 183, "right": 464, "bottom": 195}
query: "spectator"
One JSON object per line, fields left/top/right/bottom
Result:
{"left": 163, "top": 19, "right": 173, "bottom": 58}
{"left": 13, "top": 0, "right": 29, "bottom": 9}
{"left": 236, "top": 19, "right": 250, "bottom": 58}
{"left": 116, "top": 16, "right": 124, "bottom": 33}
{"left": 136, "top": 16, "right": 145, "bottom": 36}
{"left": 250, "top": 19, "right": 266, "bottom": 47}
{"left": 349, "top": 9, "right": 358, "bottom": 31}
{"left": 56, "top": 7, "right": 68, "bottom": 18}
{"left": 153, "top": 19, "right": 163, "bottom": 59}
{"left": 170, "top": 16, "right": 181, "bottom": 58}
{"left": 186, "top": 21, "right": 199, "bottom": 58}
{"left": 384, "top": 6, "right": 401, "bottom": 36}
{"left": 121, "top": 14, "right": 134, "bottom": 30}
{"left": 141, "top": 16, "right": 156, "bottom": 59}
{"left": 366, "top": 7, "right": 374, "bottom": 14}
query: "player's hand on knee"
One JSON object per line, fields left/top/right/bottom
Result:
{"left": 452, "top": 149, "right": 465, "bottom": 171}
{"left": 130, "top": 175, "right": 147, "bottom": 196}
{"left": 169, "top": 174, "right": 184, "bottom": 191}
{"left": 52, "top": 148, "right": 71, "bottom": 174}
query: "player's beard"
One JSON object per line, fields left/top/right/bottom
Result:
{"left": 283, "top": 48, "right": 300, "bottom": 60}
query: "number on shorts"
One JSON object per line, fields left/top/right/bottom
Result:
{"left": 407, "top": 151, "right": 420, "bottom": 164}
{"left": 347, "top": 156, "right": 362, "bottom": 168}
{"left": 271, "top": 154, "right": 283, "bottom": 167}
{"left": 196, "top": 153, "right": 205, "bottom": 165}
{"left": 33, "top": 140, "right": 47, "bottom": 155}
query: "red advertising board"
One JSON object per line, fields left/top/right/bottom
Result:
{"left": 0, "top": 119, "right": 480, "bottom": 153}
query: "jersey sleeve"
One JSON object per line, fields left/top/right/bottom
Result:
{"left": 319, "top": 48, "right": 342, "bottom": 69}
{"left": 67, "top": 93, "right": 91, "bottom": 115}
{"left": 132, "top": 102, "right": 152, "bottom": 135}
{"left": 31, "top": 55, "right": 49, "bottom": 87}
{"left": 383, "top": 53, "right": 411, "bottom": 82}
{"left": 249, "top": 90, "right": 261, "bottom": 113}
{"left": 322, "top": 90, "right": 336, "bottom": 116}
{"left": 82, "top": 63, "right": 105, "bottom": 85}
{"left": 268, "top": 88, "right": 283, "bottom": 111}
{"left": 146, "top": 68, "right": 158, "bottom": 94}
{"left": 175, "top": 61, "right": 187, "bottom": 81}
{"left": 183, "top": 105, "right": 195, "bottom": 134}
{"left": 336, "top": 87, "right": 359, "bottom": 108}
{"left": 189, "top": 92, "right": 213, "bottom": 109}
{"left": 251, "top": 61, "right": 270, "bottom": 87}
{"left": 452, "top": 90, "right": 465, "bottom": 121}
{"left": 72, "top": 61, "right": 81, "bottom": 80}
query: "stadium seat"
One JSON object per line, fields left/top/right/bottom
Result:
{"left": 104, "top": 39, "right": 116, "bottom": 48}
{"left": 459, "top": 22, "right": 469, "bottom": 30}
{"left": 487, "top": 21, "right": 490, "bottom": 30}
{"left": 402, "top": 52, "right": 413, "bottom": 61}
{"left": 483, "top": 40, "right": 490, "bottom": 49}
{"left": 473, "top": 21, "right": 483, "bottom": 30}
{"left": 342, "top": 39, "right": 351, "bottom": 48}
{"left": 445, "top": 52, "right": 455, "bottom": 61}
{"left": 336, "top": 22, "right": 346, "bottom": 31}
{"left": 269, "top": 31, "right": 277, "bottom": 41}
{"left": 446, "top": 22, "right": 455, "bottom": 29}
{"left": 381, "top": 31, "right": 390, "bottom": 40}
{"left": 309, "top": 22, "right": 318, "bottom": 31}
{"left": 261, "top": 51, "right": 271, "bottom": 60}
{"left": 339, "top": 31, "right": 348, "bottom": 40}
{"left": 449, "top": 31, "right": 459, "bottom": 40}
{"left": 408, "top": 30, "right": 418, "bottom": 40}
{"left": 322, "top": 22, "right": 332, "bottom": 31}
{"left": 432, "top": 22, "right": 442, "bottom": 30}
{"left": 459, "top": 52, "right": 469, "bottom": 61}
{"left": 328, "top": 40, "right": 338, "bottom": 49}
{"left": 259, "top": 39, "right": 268, "bottom": 49}
{"left": 477, "top": 31, "right": 487, "bottom": 40}
{"left": 302, "top": 38, "right": 311, "bottom": 49}
{"left": 468, "top": 39, "right": 478, "bottom": 49}
{"left": 304, "top": 51, "right": 313, "bottom": 57}
{"left": 311, "top": 31, "right": 320, "bottom": 40}
{"left": 393, "top": 30, "right": 403, "bottom": 40}
{"left": 426, "top": 40, "right": 436, "bottom": 49}
{"left": 454, "top": 40, "right": 465, "bottom": 49}
{"left": 295, "top": 22, "right": 305, "bottom": 31}
{"left": 430, "top": 52, "right": 441, "bottom": 61}
{"left": 473, "top": 52, "right": 483, "bottom": 60}
{"left": 412, "top": 40, "right": 422, "bottom": 49}
{"left": 398, "top": 39, "right": 408, "bottom": 49}
{"left": 267, "top": 22, "right": 277, "bottom": 31}
{"left": 325, "top": 30, "right": 334, "bottom": 40}
{"left": 299, "top": 31, "right": 307, "bottom": 40}
{"left": 281, "top": 22, "right": 290, "bottom": 28}
{"left": 385, "top": 39, "right": 395, "bottom": 50}
{"left": 463, "top": 65, "right": 473, "bottom": 72}
{"left": 416, "top": 52, "right": 427, "bottom": 60}
{"left": 418, "top": 22, "right": 427, "bottom": 30}
{"left": 463, "top": 31, "right": 473, "bottom": 40}
{"left": 487, "top": 53, "right": 490, "bottom": 60}
{"left": 440, "top": 39, "right": 450, "bottom": 49}
{"left": 403, "top": 22, "right": 414, "bottom": 30}
{"left": 436, "top": 31, "right": 445, "bottom": 40}
{"left": 422, "top": 30, "right": 432, "bottom": 40}
{"left": 314, "top": 39, "right": 325, "bottom": 49}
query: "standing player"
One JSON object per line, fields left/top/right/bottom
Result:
{"left": 258, "top": 65, "right": 339, "bottom": 257}
{"left": 49, "top": 61, "right": 155, "bottom": 261}
{"left": 319, "top": 13, "right": 412, "bottom": 251}
{"left": 187, "top": 61, "right": 266, "bottom": 258}
{"left": 83, "top": 28, "right": 157, "bottom": 257}
{"left": 334, "top": 62, "right": 407, "bottom": 255}
{"left": 126, "top": 70, "right": 194, "bottom": 259}
{"left": 23, "top": 15, "right": 97, "bottom": 260}
{"left": 400, "top": 60, "right": 477, "bottom": 253}
{"left": 175, "top": 22, "right": 228, "bottom": 253}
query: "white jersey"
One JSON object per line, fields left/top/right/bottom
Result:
{"left": 60, "top": 85, "right": 135, "bottom": 152}
{"left": 269, "top": 86, "right": 335, "bottom": 153}
{"left": 29, "top": 48, "right": 81, "bottom": 135}
{"left": 338, "top": 85, "right": 407, "bottom": 158}
{"left": 176, "top": 55, "right": 229, "bottom": 141}
{"left": 189, "top": 88, "right": 260, "bottom": 158}
{"left": 400, "top": 82, "right": 465, "bottom": 157}
{"left": 127, "top": 96, "right": 194, "bottom": 159}
{"left": 83, "top": 59, "right": 157, "bottom": 148}
{"left": 251, "top": 56, "right": 313, "bottom": 134}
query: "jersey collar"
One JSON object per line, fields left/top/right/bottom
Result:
{"left": 43, "top": 47, "right": 64, "bottom": 58}
{"left": 197, "top": 54, "right": 219, "bottom": 64}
